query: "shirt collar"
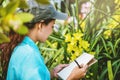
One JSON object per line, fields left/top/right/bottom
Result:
{"left": 22, "top": 36, "right": 39, "bottom": 51}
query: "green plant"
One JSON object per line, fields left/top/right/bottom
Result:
{"left": 39, "top": 0, "right": 120, "bottom": 80}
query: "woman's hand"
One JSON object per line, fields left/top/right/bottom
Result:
{"left": 50, "top": 64, "right": 68, "bottom": 78}
{"left": 67, "top": 64, "right": 88, "bottom": 80}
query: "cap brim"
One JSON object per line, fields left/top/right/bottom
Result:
{"left": 53, "top": 11, "right": 68, "bottom": 20}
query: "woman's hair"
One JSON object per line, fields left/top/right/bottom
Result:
{"left": 0, "top": 18, "right": 54, "bottom": 80}
{"left": 0, "top": 31, "right": 24, "bottom": 80}
{"left": 24, "top": 18, "right": 55, "bottom": 28}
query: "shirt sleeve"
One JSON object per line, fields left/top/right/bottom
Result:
{"left": 6, "top": 66, "right": 17, "bottom": 80}
{"left": 7, "top": 45, "right": 49, "bottom": 80}
{"left": 20, "top": 50, "right": 45, "bottom": 80}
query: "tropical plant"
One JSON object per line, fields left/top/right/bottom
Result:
{"left": 0, "top": 0, "right": 120, "bottom": 80}
{"left": 0, "top": 0, "right": 49, "bottom": 44}
{"left": 0, "top": 0, "right": 49, "bottom": 78}
{"left": 39, "top": 0, "right": 120, "bottom": 80}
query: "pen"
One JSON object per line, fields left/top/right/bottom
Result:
{"left": 74, "top": 60, "right": 81, "bottom": 68}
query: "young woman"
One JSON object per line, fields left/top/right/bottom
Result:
{"left": 0, "top": 4, "right": 88, "bottom": 80}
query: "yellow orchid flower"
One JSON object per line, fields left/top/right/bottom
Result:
{"left": 64, "top": 33, "right": 72, "bottom": 42}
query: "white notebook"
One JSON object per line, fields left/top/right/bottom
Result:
{"left": 57, "top": 53, "right": 97, "bottom": 80}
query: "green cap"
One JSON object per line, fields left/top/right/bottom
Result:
{"left": 29, "top": 4, "right": 68, "bottom": 23}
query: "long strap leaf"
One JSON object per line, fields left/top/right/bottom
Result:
{"left": 107, "top": 60, "right": 114, "bottom": 80}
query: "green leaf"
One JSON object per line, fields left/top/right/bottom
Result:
{"left": 107, "top": 60, "right": 114, "bottom": 80}
{"left": 15, "top": 25, "right": 28, "bottom": 35}
{"left": 19, "top": 0, "right": 28, "bottom": 9}
{"left": 40, "top": 47, "right": 57, "bottom": 51}
{"left": 108, "top": 41, "right": 116, "bottom": 57}
{"left": 0, "top": 0, "right": 2, "bottom": 4}
{"left": 103, "top": 53, "right": 112, "bottom": 59}
{"left": 0, "top": 33, "right": 10, "bottom": 44}
{"left": 99, "top": 67, "right": 108, "bottom": 80}
{"left": 114, "top": 38, "right": 120, "bottom": 52}
{"left": 49, "top": 35, "right": 63, "bottom": 42}
{"left": 17, "top": 13, "right": 34, "bottom": 23}
{"left": 90, "top": 36, "right": 100, "bottom": 50}
{"left": 35, "top": 0, "right": 50, "bottom": 4}
{"left": 0, "top": 27, "right": 3, "bottom": 33}
{"left": 5, "top": 0, "right": 19, "bottom": 15}
{"left": 101, "top": 36, "right": 108, "bottom": 53}
{"left": 113, "top": 60, "right": 120, "bottom": 78}
{"left": 0, "top": 7, "right": 6, "bottom": 17}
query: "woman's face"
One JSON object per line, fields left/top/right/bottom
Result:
{"left": 37, "top": 20, "right": 55, "bottom": 42}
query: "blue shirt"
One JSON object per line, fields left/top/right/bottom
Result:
{"left": 7, "top": 36, "right": 50, "bottom": 80}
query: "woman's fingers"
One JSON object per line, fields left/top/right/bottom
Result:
{"left": 59, "top": 64, "right": 69, "bottom": 68}
{"left": 83, "top": 64, "right": 88, "bottom": 72}
{"left": 53, "top": 64, "right": 69, "bottom": 78}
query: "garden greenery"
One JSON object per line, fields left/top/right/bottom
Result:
{"left": 0, "top": 0, "right": 120, "bottom": 80}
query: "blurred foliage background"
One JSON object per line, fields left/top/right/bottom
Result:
{"left": 0, "top": 0, "right": 120, "bottom": 80}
